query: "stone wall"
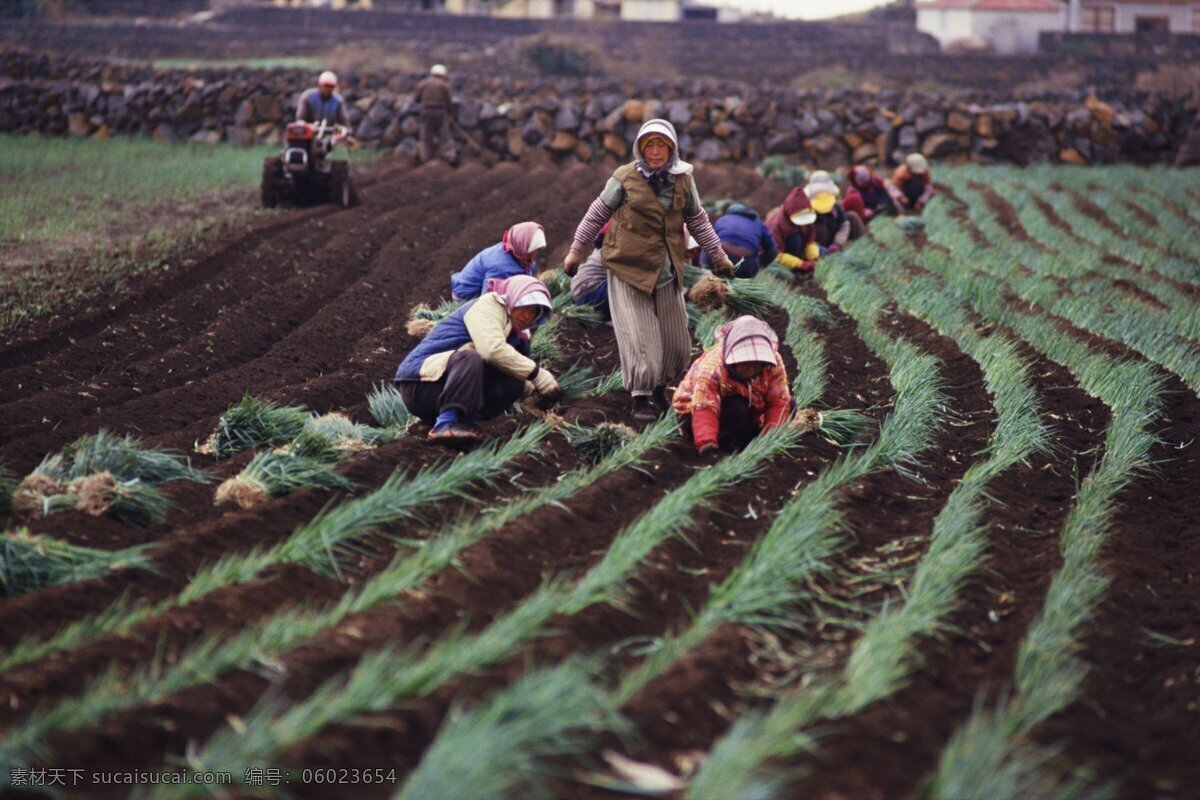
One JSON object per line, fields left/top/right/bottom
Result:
{"left": 1, "top": 52, "right": 1193, "bottom": 167}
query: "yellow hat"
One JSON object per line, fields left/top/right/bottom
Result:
{"left": 811, "top": 192, "right": 837, "bottom": 214}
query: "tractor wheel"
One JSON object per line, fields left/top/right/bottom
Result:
{"left": 329, "top": 161, "right": 357, "bottom": 209}
{"left": 261, "top": 156, "right": 283, "bottom": 208}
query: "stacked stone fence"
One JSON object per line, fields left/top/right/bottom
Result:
{"left": 1, "top": 51, "right": 1194, "bottom": 167}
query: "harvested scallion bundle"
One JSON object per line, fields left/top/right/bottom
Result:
{"left": 197, "top": 396, "right": 309, "bottom": 459}
{"left": 0, "top": 529, "right": 152, "bottom": 597}
{"left": 565, "top": 422, "right": 638, "bottom": 465}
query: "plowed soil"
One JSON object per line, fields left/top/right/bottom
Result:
{"left": 1, "top": 157, "right": 1198, "bottom": 800}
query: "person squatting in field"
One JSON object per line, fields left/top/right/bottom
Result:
{"left": 766, "top": 186, "right": 820, "bottom": 274}
{"left": 889, "top": 152, "right": 935, "bottom": 214}
{"left": 842, "top": 164, "right": 899, "bottom": 223}
{"left": 393, "top": 275, "right": 562, "bottom": 443}
{"left": 563, "top": 118, "right": 736, "bottom": 421}
{"left": 806, "top": 170, "right": 865, "bottom": 255}
{"left": 701, "top": 203, "right": 778, "bottom": 279}
{"left": 296, "top": 71, "right": 350, "bottom": 127}
{"left": 450, "top": 221, "right": 546, "bottom": 301}
{"left": 673, "top": 315, "right": 793, "bottom": 455}
{"left": 413, "top": 64, "right": 458, "bottom": 166}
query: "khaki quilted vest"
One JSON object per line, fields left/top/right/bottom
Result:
{"left": 601, "top": 162, "right": 689, "bottom": 295}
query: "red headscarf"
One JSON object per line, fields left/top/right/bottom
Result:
{"left": 765, "top": 187, "right": 816, "bottom": 253}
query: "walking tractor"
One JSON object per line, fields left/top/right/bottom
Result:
{"left": 261, "top": 120, "right": 358, "bottom": 209}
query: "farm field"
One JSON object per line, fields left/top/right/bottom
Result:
{"left": 0, "top": 135, "right": 281, "bottom": 335}
{"left": 0, "top": 154, "right": 1198, "bottom": 800}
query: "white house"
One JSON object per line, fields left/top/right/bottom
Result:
{"left": 442, "top": 0, "right": 681, "bottom": 19}
{"left": 592, "top": 0, "right": 681, "bottom": 20}
{"left": 1068, "top": 0, "right": 1200, "bottom": 33}
{"left": 916, "top": 0, "right": 1066, "bottom": 53}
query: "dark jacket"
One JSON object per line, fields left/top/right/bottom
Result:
{"left": 703, "top": 203, "right": 778, "bottom": 279}
{"left": 415, "top": 76, "right": 453, "bottom": 111}
{"left": 813, "top": 203, "right": 849, "bottom": 249}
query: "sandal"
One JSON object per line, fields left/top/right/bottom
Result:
{"left": 427, "top": 424, "right": 482, "bottom": 444}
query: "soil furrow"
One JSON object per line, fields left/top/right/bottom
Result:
{"left": 0, "top": 161, "right": 531, "bottom": 471}
{"left": 562, "top": 288, "right": 996, "bottom": 800}
{"left": 0, "top": 182, "right": 363, "bottom": 398}
{"left": 790, "top": 273, "right": 1110, "bottom": 800}
{"left": 271, "top": 300, "right": 896, "bottom": 792}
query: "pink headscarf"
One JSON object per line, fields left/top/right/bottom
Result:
{"left": 501, "top": 221, "right": 545, "bottom": 269}
{"left": 485, "top": 273, "right": 552, "bottom": 316}
{"left": 717, "top": 316, "right": 780, "bottom": 366}
{"left": 485, "top": 274, "right": 553, "bottom": 333}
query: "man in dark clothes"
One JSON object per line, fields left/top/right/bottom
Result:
{"left": 413, "top": 64, "right": 457, "bottom": 166}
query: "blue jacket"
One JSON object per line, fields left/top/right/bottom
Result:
{"left": 702, "top": 204, "right": 777, "bottom": 279}
{"left": 450, "top": 243, "right": 533, "bottom": 301}
{"left": 394, "top": 297, "right": 531, "bottom": 382}
{"left": 296, "top": 88, "right": 350, "bottom": 126}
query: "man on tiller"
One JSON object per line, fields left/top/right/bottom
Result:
{"left": 296, "top": 71, "right": 350, "bottom": 127}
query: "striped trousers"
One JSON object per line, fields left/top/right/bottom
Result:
{"left": 608, "top": 275, "right": 692, "bottom": 395}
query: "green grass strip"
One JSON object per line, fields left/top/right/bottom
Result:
{"left": 685, "top": 236, "right": 1050, "bottom": 798}
{"left": 168, "top": 419, "right": 803, "bottom": 792}
{"left": 395, "top": 659, "right": 618, "bottom": 800}
{"left": 1051, "top": 165, "right": 1200, "bottom": 268}
{"left": 401, "top": 258, "right": 948, "bottom": 800}
{"left": 891, "top": 182, "right": 1167, "bottom": 800}
{"left": 985, "top": 171, "right": 1200, "bottom": 338}
{"left": 941, "top": 175, "right": 1200, "bottom": 394}
{"left": 0, "top": 530, "right": 153, "bottom": 598}
{"left": 0, "top": 424, "right": 548, "bottom": 677}
{"left": 0, "top": 420, "right": 670, "bottom": 779}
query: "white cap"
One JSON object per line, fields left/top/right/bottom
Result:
{"left": 528, "top": 228, "right": 547, "bottom": 253}
{"left": 430, "top": 64, "right": 448, "bottom": 77}
{"left": 318, "top": 70, "right": 338, "bottom": 87}
{"left": 906, "top": 153, "right": 929, "bottom": 174}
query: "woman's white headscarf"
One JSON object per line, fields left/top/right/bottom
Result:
{"left": 634, "top": 118, "right": 694, "bottom": 179}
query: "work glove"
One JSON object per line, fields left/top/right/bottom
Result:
{"left": 531, "top": 367, "right": 562, "bottom": 402}
{"left": 563, "top": 249, "right": 583, "bottom": 277}
{"left": 776, "top": 252, "right": 804, "bottom": 271}
{"left": 827, "top": 243, "right": 841, "bottom": 254}
{"left": 712, "top": 255, "right": 735, "bottom": 278}
{"left": 863, "top": 208, "right": 875, "bottom": 221}
{"left": 805, "top": 242, "right": 821, "bottom": 262}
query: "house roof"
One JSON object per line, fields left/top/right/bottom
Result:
{"left": 1082, "top": 0, "right": 1195, "bottom": 4}
{"left": 917, "top": 0, "right": 1061, "bottom": 10}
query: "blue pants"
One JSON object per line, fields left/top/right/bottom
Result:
{"left": 576, "top": 282, "right": 611, "bottom": 320}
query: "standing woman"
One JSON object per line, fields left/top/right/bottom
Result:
{"left": 564, "top": 119, "right": 735, "bottom": 420}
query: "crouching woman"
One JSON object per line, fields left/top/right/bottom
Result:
{"left": 672, "top": 316, "right": 793, "bottom": 455}
{"left": 394, "top": 275, "right": 562, "bottom": 443}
